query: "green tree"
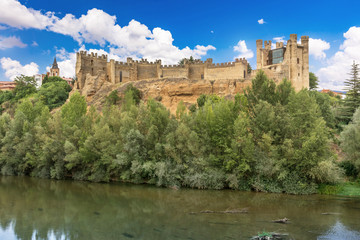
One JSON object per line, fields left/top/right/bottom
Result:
{"left": 247, "top": 63, "right": 252, "bottom": 74}
{"left": 13, "top": 75, "right": 37, "bottom": 100}
{"left": 309, "top": 91, "right": 336, "bottom": 129}
{"left": 245, "top": 70, "right": 277, "bottom": 107}
{"left": 178, "top": 56, "right": 195, "bottom": 66}
{"left": 124, "top": 84, "right": 142, "bottom": 105}
{"left": 42, "top": 76, "right": 65, "bottom": 85}
{"left": 106, "top": 90, "right": 121, "bottom": 105}
{"left": 38, "top": 81, "right": 72, "bottom": 109}
{"left": 340, "top": 107, "right": 360, "bottom": 176}
{"left": 309, "top": 72, "right": 319, "bottom": 90}
{"left": 341, "top": 61, "right": 360, "bottom": 124}
{"left": 61, "top": 91, "right": 87, "bottom": 127}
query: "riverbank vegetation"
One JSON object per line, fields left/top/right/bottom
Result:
{"left": 0, "top": 70, "right": 359, "bottom": 194}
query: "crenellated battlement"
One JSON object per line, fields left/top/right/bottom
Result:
{"left": 75, "top": 34, "right": 309, "bottom": 97}
{"left": 209, "top": 62, "right": 236, "bottom": 68}
{"left": 114, "top": 61, "right": 130, "bottom": 66}
{"left": 162, "top": 64, "right": 186, "bottom": 68}
{"left": 76, "top": 50, "right": 249, "bottom": 87}
{"left": 77, "top": 51, "right": 108, "bottom": 60}
{"left": 256, "top": 34, "right": 309, "bottom": 91}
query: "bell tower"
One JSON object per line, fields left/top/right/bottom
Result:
{"left": 50, "top": 57, "right": 60, "bottom": 77}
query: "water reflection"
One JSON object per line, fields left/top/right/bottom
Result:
{"left": 318, "top": 221, "right": 360, "bottom": 240}
{"left": 0, "top": 176, "right": 359, "bottom": 240}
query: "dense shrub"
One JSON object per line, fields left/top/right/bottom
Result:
{"left": 0, "top": 72, "right": 342, "bottom": 194}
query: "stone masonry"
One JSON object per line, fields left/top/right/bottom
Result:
{"left": 75, "top": 34, "right": 309, "bottom": 92}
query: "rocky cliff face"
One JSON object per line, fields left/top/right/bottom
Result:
{"left": 75, "top": 73, "right": 252, "bottom": 113}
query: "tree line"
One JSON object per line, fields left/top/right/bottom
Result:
{"left": 2, "top": 70, "right": 356, "bottom": 194}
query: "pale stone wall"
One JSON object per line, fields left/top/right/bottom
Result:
{"left": 137, "top": 64, "right": 159, "bottom": 80}
{"left": 75, "top": 34, "right": 309, "bottom": 92}
{"left": 188, "top": 64, "right": 205, "bottom": 80}
{"left": 161, "top": 66, "right": 188, "bottom": 78}
{"left": 76, "top": 52, "right": 107, "bottom": 89}
{"left": 75, "top": 52, "right": 249, "bottom": 88}
{"left": 256, "top": 34, "right": 309, "bottom": 91}
{"left": 205, "top": 62, "right": 247, "bottom": 80}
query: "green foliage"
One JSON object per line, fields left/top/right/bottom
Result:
{"left": 106, "top": 90, "right": 121, "bottom": 105}
{"left": 13, "top": 75, "right": 37, "bottom": 100}
{"left": 0, "top": 71, "right": 342, "bottom": 194}
{"left": 339, "top": 161, "right": 359, "bottom": 178}
{"left": 0, "top": 91, "right": 14, "bottom": 113}
{"left": 340, "top": 62, "right": 360, "bottom": 124}
{"left": 61, "top": 91, "right": 87, "bottom": 127}
{"left": 318, "top": 182, "right": 360, "bottom": 196}
{"left": 340, "top": 107, "right": 360, "bottom": 176}
{"left": 309, "top": 91, "right": 336, "bottom": 129}
{"left": 38, "top": 81, "right": 71, "bottom": 109}
{"left": 0, "top": 91, "right": 14, "bottom": 104}
{"left": 178, "top": 56, "right": 195, "bottom": 66}
{"left": 247, "top": 63, "right": 252, "bottom": 74}
{"left": 125, "top": 84, "right": 142, "bottom": 105}
{"left": 42, "top": 76, "right": 65, "bottom": 85}
{"left": 189, "top": 104, "right": 197, "bottom": 113}
{"left": 245, "top": 70, "right": 278, "bottom": 106}
{"left": 309, "top": 72, "right": 319, "bottom": 90}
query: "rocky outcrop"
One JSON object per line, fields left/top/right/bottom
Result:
{"left": 75, "top": 75, "right": 252, "bottom": 114}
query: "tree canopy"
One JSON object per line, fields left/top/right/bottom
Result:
{"left": 309, "top": 72, "right": 319, "bottom": 90}
{"left": 341, "top": 61, "right": 360, "bottom": 124}
{"left": 0, "top": 71, "right": 343, "bottom": 193}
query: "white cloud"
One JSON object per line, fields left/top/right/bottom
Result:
{"left": 271, "top": 36, "right": 285, "bottom": 49}
{"left": 0, "top": 2, "right": 215, "bottom": 64}
{"left": 258, "top": 19, "right": 265, "bottom": 24}
{"left": 273, "top": 36, "right": 285, "bottom": 42}
{"left": 31, "top": 41, "right": 38, "bottom": 47}
{"left": 0, "top": 0, "right": 55, "bottom": 29}
{"left": 317, "top": 26, "right": 360, "bottom": 91}
{"left": 233, "top": 40, "right": 254, "bottom": 59}
{"left": 0, "top": 57, "right": 39, "bottom": 80}
{"left": 309, "top": 38, "right": 330, "bottom": 59}
{"left": 0, "top": 25, "right": 7, "bottom": 30}
{"left": 0, "top": 36, "right": 27, "bottom": 50}
{"left": 211, "top": 30, "right": 214, "bottom": 34}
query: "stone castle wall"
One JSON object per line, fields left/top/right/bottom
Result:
{"left": 256, "top": 34, "right": 309, "bottom": 91}
{"left": 75, "top": 52, "right": 250, "bottom": 89}
{"left": 75, "top": 34, "right": 309, "bottom": 92}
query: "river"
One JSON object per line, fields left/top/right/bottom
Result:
{"left": 0, "top": 176, "right": 359, "bottom": 240}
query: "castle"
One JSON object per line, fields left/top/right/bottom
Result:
{"left": 75, "top": 34, "right": 309, "bottom": 92}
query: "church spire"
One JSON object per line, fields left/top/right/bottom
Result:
{"left": 52, "top": 57, "right": 59, "bottom": 69}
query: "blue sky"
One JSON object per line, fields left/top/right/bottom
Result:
{"left": 1, "top": 0, "right": 360, "bottom": 90}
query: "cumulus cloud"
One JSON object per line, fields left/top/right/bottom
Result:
{"left": 258, "top": 19, "right": 265, "bottom": 24}
{"left": 309, "top": 38, "right": 330, "bottom": 59}
{"left": 0, "top": 57, "right": 39, "bottom": 80}
{"left": 233, "top": 40, "right": 254, "bottom": 59}
{"left": 31, "top": 41, "right": 38, "bottom": 47}
{"left": 0, "top": 1, "right": 215, "bottom": 64}
{"left": 317, "top": 26, "right": 360, "bottom": 91}
{"left": 0, "top": 0, "right": 55, "bottom": 29}
{"left": 0, "top": 36, "right": 27, "bottom": 49}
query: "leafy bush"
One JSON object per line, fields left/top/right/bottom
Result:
{"left": 0, "top": 71, "right": 342, "bottom": 194}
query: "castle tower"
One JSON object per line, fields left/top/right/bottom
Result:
{"left": 50, "top": 57, "right": 60, "bottom": 77}
{"left": 256, "top": 34, "right": 309, "bottom": 91}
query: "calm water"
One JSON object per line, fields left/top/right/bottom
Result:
{"left": 0, "top": 176, "right": 359, "bottom": 240}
